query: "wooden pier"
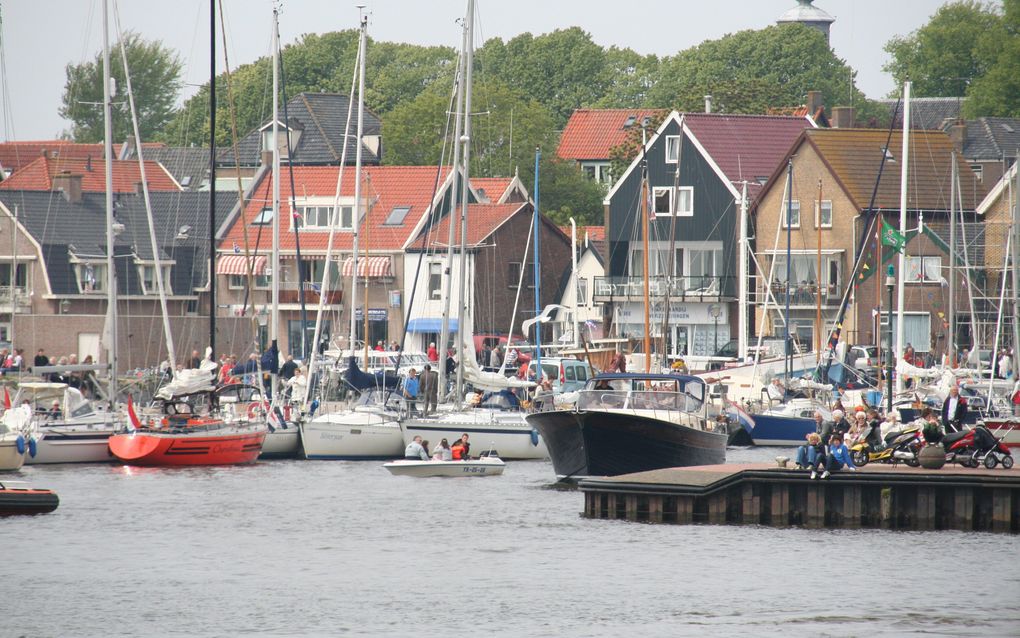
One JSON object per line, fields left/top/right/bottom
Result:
{"left": 578, "top": 464, "right": 1020, "bottom": 533}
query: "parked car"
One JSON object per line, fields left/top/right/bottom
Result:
{"left": 847, "top": 345, "right": 880, "bottom": 381}
{"left": 526, "top": 357, "right": 591, "bottom": 393}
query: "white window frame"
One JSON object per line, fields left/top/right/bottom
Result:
{"left": 652, "top": 186, "right": 693, "bottom": 217}
{"left": 428, "top": 262, "right": 443, "bottom": 300}
{"left": 580, "top": 161, "right": 612, "bottom": 184}
{"left": 138, "top": 263, "right": 173, "bottom": 296}
{"left": 905, "top": 255, "right": 942, "bottom": 285}
{"left": 228, "top": 274, "right": 271, "bottom": 290}
{"left": 781, "top": 200, "right": 801, "bottom": 229}
{"left": 291, "top": 197, "right": 356, "bottom": 232}
{"left": 72, "top": 261, "right": 107, "bottom": 294}
{"left": 577, "top": 277, "right": 589, "bottom": 306}
{"left": 664, "top": 135, "right": 681, "bottom": 163}
{"left": 815, "top": 200, "right": 832, "bottom": 229}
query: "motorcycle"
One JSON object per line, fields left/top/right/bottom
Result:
{"left": 850, "top": 423, "right": 923, "bottom": 467}
{"left": 943, "top": 425, "right": 1015, "bottom": 469}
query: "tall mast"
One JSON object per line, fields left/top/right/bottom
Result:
{"left": 438, "top": 8, "right": 468, "bottom": 403}
{"left": 737, "top": 181, "right": 748, "bottom": 361}
{"left": 948, "top": 151, "right": 957, "bottom": 364}
{"left": 816, "top": 179, "right": 823, "bottom": 360}
{"left": 209, "top": 0, "right": 217, "bottom": 359}
{"left": 784, "top": 160, "right": 793, "bottom": 380}
{"left": 346, "top": 13, "right": 367, "bottom": 353}
{"left": 102, "top": 0, "right": 118, "bottom": 402}
{"left": 270, "top": 8, "right": 281, "bottom": 391}
{"left": 454, "top": 0, "right": 475, "bottom": 398}
{"left": 1012, "top": 153, "right": 1020, "bottom": 380}
{"left": 895, "top": 80, "right": 910, "bottom": 392}
{"left": 532, "top": 147, "right": 542, "bottom": 381}
{"left": 640, "top": 140, "right": 651, "bottom": 374}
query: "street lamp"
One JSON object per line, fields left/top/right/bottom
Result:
{"left": 885, "top": 265, "right": 895, "bottom": 413}
{"left": 708, "top": 304, "right": 722, "bottom": 354}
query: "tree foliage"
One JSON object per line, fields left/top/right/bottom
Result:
{"left": 60, "top": 32, "right": 182, "bottom": 143}
{"left": 883, "top": 1, "right": 1006, "bottom": 98}
{"left": 966, "top": 0, "right": 1020, "bottom": 117}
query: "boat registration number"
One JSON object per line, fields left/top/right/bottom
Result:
{"left": 463, "top": 466, "right": 487, "bottom": 474}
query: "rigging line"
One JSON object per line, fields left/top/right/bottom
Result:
{"left": 216, "top": 0, "right": 262, "bottom": 353}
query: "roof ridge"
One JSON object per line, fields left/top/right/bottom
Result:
{"left": 299, "top": 93, "right": 341, "bottom": 162}
{"left": 979, "top": 117, "right": 1003, "bottom": 157}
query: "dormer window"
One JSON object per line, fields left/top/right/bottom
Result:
{"left": 73, "top": 262, "right": 107, "bottom": 294}
{"left": 292, "top": 198, "right": 356, "bottom": 232}
{"left": 260, "top": 120, "right": 301, "bottom": 159}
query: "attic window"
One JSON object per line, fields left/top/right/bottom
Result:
{"left": 756, "top": 176, "right": 768, "bottom": 185}
{"left": 252, "top": 208, "right": 274, "bottom": 225}
{"left": 180, "top": 175, "right": 192, "bottom": 187}
{"left": 383, "top": 206, "right": 411, "bottom": 226}
{"left": 883, "top": 148, "right": 896, "bottom": 162}
{"left": 1002, "top": 123, "right": 1015, "bottom": 133}
{"left": 623, "top": 115, "right": 637, "bottom": 128}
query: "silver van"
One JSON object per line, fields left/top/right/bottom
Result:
{"left": 527, "top": 357, "right": 592, "bottom": 393}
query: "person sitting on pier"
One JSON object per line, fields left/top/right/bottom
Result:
{"left": 830, "top": 409, "right": 850, "bottom": 437}
{"left": 795, "top": 432, "right": 825, "bottom": 471}
{"left": 847, "top": 410, "right": 869, "bottom": 446}
{"left": 817, "top": 433, "right": 857, "bottom": 479}
{"left": 404, "top": 435, "right": 429, "bottom": 461}
{"left": 865, "top": 409, "right": 884, "bottom": 450}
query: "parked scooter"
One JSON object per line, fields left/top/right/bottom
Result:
{"left": 850, "top": 423, "right": 923, "bottom": 467}
{"left": 943, "top": 425, "right": 1015, "bottom": 469}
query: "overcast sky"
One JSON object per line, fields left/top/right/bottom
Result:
{"left": 2, "top": 0, "right": 947, "bottom": 141}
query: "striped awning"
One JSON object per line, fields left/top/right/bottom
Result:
{"left": 217, "top": 254, "right": 268, "bottom": 276}
{"left": 342, "top": 256, "right": 393, "bottom": 278}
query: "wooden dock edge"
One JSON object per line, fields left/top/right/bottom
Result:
{"left": 578, "top": 468, "right": 1020, "bottom": 533}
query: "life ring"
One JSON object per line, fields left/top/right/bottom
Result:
{"left": 247, "top": 401, "right": 269, "bottom": 420}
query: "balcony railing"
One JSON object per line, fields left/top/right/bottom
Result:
{"left": 593, "top": 276, "right": 733, "bottom": 301}
{"left": 755, "top": 281, "right": 841, "bottom": 307}
{"left": 0, "top": 286, "right": 30, "bottom": 307}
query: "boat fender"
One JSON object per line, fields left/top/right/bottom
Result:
{"left": 28, "top": 437, "right": 37, "bottom": 458}
{"left": 309, "top": 399, "right": 319, "bottom": 417}
{"left": 530, "top": 429, "right": 539, "bottom": 447}
{"left": 16, "top": 434, "right": 25, "bottom": 454}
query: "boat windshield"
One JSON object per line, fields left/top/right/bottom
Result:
{"left": 476, "top": 390, "right": 521, "bottom": 411}
{"left": 578, "top": 377, "right": 705, "bottom": 412}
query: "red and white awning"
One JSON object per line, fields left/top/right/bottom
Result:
{"left": 217, "top": 254, "right": 268, "bottom": 276}
{"left": 342, "top": 256, "right": 393, "bottom": 278}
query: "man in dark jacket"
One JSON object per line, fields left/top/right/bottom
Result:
{"left": 941, "top": 386, "right": 968, "bottom": 432}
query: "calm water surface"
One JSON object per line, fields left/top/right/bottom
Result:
{"left": 4, "top": 447, "right": 1020, "bottom": 637}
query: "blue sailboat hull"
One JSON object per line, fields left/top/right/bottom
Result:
{"left": 748, "top": 414, "right": 816, "bottom": 446}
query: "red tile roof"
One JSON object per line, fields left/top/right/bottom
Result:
{"left": 409, "top": 203, "right": 527, "bottom": 250}
{"left": 584, "top": 225, "right": 605, "bottom": 242}
{"left": 0, "top": 140, "right": 165, "bottom": 174}
{"left": 471, "top": 177, "right": 512, "bottom": 202}
{"left": 682, "top": 113, "right": 813, "bottom": 198}
{"left": 221, "top": 165, "right": 454, "bottom": 253}
{"left": 0, "top": 155, "right": 180, "bottom": 192}
{"left": 557, "top": 109, "right": 666, "bottom": 161}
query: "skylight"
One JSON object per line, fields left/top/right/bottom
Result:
{"left": 383, "top": 206, "right": 412, "bottom": 226}
{"left": 252, "top": 208, "right": 274, "bottom": 225}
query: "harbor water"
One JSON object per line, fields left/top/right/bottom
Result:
{"left": 4, "top": 447, "right": 1020, "bottom": 637}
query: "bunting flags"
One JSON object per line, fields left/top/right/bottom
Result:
{"left": 880, "top": 219, "right": 906, "bottom": 253}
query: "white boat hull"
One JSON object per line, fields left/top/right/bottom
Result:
{"left": 383, "top": 457, "right": 505, "bottom": 477}
{"left": 0, "top": 438, "right": 27, "bottom": 471}
{"left": 301, "top": 410, "right": 404, "bottom": 460}
{"left": 29, "top": 431, "right": 115, "bottom": 464}
{"left": 401, "top": 410, "right": 548, "bottom": 460}
{"left": 259, "top": 426, "right": 302, "bottom": 459}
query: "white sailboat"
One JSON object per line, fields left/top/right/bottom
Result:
{"left": 299, "top": 12, "right": 405, "bottom": 461}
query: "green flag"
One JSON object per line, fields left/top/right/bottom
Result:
{"left": 880, "top": 219, "right": 906, "bottom": 253}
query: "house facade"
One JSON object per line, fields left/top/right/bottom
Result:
{"left": 556, "top": 109, "right": 664, "bottom": 186}
{"left": 752, "top": 128, "right": 986, "bottom": 358}
{"left": 598, "top": 111, "right": 813, "bottom": 358}
{"left": 552, "top": 226, "right": 606, "bottom": 345}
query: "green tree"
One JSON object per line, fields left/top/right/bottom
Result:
{"left": 883, "top": 1, "right": 1005, "bottom": 98}
{"left": 525, "top": 155, "right": 606, "bottom": 226}
{"left": 649, "top": 23, "right": 866, "bottom": 115}
{"left": 477, "top": 28, "right": 610, "bottom": 126}
{"left": 60, "top": 32, "right": 182, "bottom": 143}
{"left": 966, "top": 0, "right": 1020, "bottom": 116}
{"left": 594, "top": 47, "right": 661, "bottom": 108}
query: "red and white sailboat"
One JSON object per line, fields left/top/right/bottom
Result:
{"left": 108, "top": 364, "right": 266, "bottom": 466}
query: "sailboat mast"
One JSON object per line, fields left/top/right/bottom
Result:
{"left": 816, "top": 179, "right": 823, "bottom": 360}
{"left": 208, "top": 0, "right": 217, "bottom": 361}
{"left": 737, "top": 181, "right": 748, "bottom": 361}
{"left": 346, "top": 15, "right": 367, "bottom": 354}
{"left": 1012, "top": 152, "right": 1020, "bottom": 379}
{"left": 784, "top": 160, "right": 792, "bottom": 380}
{"left": 641, "top": 153, "right": 651, "bottom": 374}
{"left": 270, "top": 9, "right": 281, "bottom": 390}
{"left": 532, "top": 147, "right": 542, "bottom": 381}
{"left": 438, "top": 10, "right": 467, "bottom": 402}
{"left": 949, "top": 152, "right": 957, "bottom": 365}
{"left": 454, "top": 0, "right": 475, "bottom": 398}
{"left": 102, "top": 0, "right": 118, "bottom": 402}
{"left": 895, "top": 80, "right": 910, "bottom": 392}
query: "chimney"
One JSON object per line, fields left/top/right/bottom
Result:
{"left": 704, "top": 95, "right": 713, "bottom": 114}
{"left": 831, "top": 106, "right": 856, "bottom": 129}
{"left": 806, "top": 91, "right": 823, "bottom": 117}
{"left": 947, "top": 120, "right": 966, "bottom": 153}
{"left": 53, "top": 171, "right": 83, "bottom": 203}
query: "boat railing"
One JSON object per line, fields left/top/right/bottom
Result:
{"left": 577, "top": 389, "right": 703, "bottom": 413}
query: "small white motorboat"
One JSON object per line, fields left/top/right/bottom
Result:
{"left": 383, "top": 456, "right": 506, "bottom": 478}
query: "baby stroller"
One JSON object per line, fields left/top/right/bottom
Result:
{"left": 943, "top": 425, "right": 1014, "bottom": 469}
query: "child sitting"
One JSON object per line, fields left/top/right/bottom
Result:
{"left": 795, "top": 432, "right": 825, "bottom": 471}
{"left": 818, "top": 433, "right": 857, "bottom": 479}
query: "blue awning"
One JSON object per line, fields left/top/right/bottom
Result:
{"left": 407, "top": 318, "right": 459, "bottom": 333}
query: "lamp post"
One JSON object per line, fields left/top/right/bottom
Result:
{"left": 709, "top": 304, "right": 722, "bottom": 354}
{"left": 885, "top": 265, "right": 895, "bottom": 413}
